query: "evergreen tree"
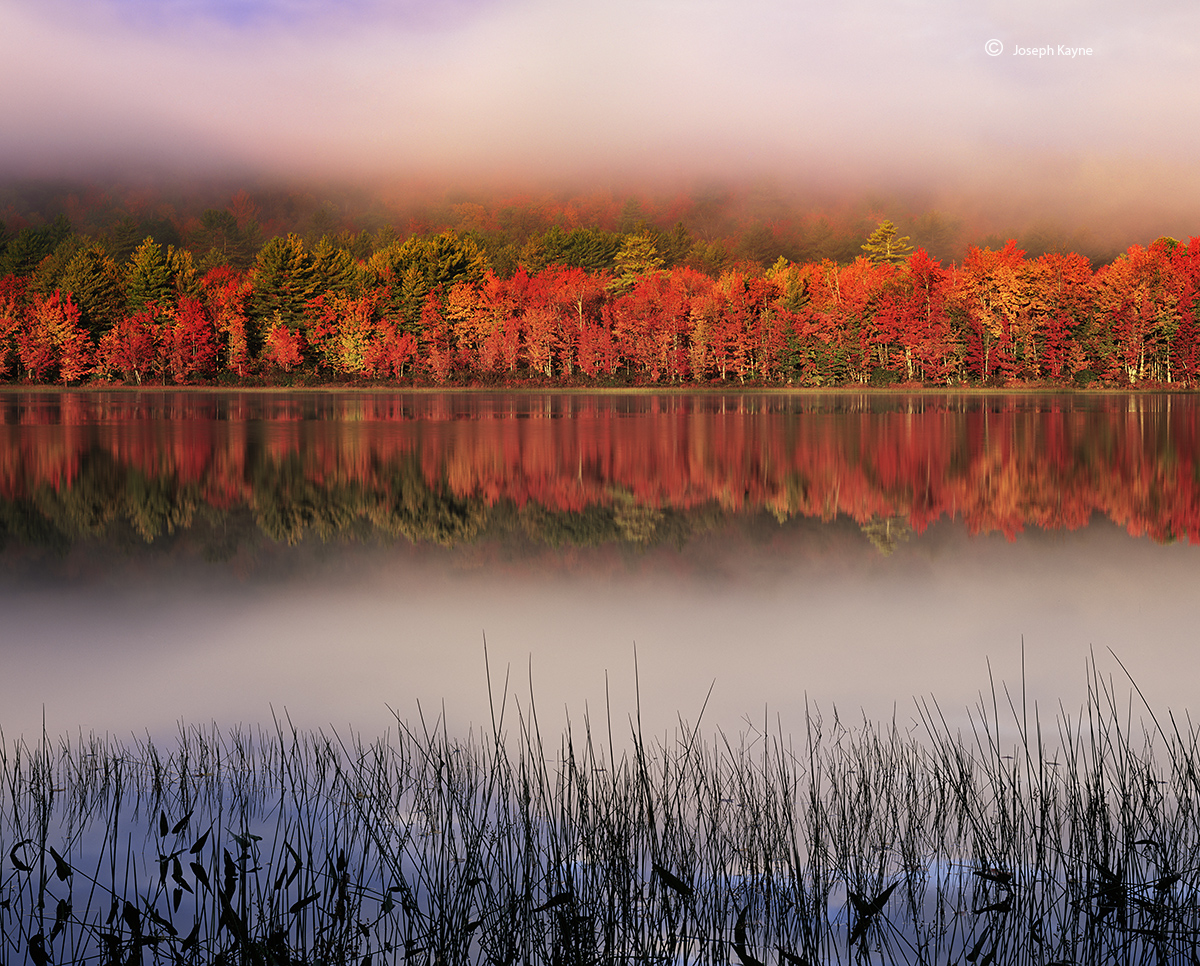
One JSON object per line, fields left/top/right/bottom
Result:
{"left": 126, "top": 238, "right": 198, "bottom": 312}
{"left": 0, "top": 215, "right": 73, "bottom": 277}
{"left": 367, "top": 231, "right": 488, "bottom": 328}
{"left": 611, "top": 234, "right": 664, "bottom": 292}
{"left": 533, "top": 227, "right": 622, "bottom": 273}
{"left": 192, "top": 209, "right": 261, "bottom": 270}
{"left": 310, "top": 236, "right": 362, "bottom": 297}
{"left": 126, "top": 238, "right": 174, "bottom": 312}
{"left": 248, "top": 234, "right": 319, "bottom": 350}
{"left": 55, "top": 244, "right": 126, "bottom": 338}
{"left": 107, "top": 217, "right": 143, "bottom": 264}
{"left": 658, "top": 222, "right": 694, "bottom": 268}
{"left": 861, "top": 220, "right": 914, "bottom": 265}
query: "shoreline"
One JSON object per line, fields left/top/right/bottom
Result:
{"left": 1, "top": 380, "right": 1198, "bottom": 396}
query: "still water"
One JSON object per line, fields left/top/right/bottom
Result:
{"left": 1, "top": 390, "right": 1197, "bottom": 744}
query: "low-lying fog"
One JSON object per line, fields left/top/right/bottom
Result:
{"left": 2, "top": 517, "right": 1195, "bottom": 749}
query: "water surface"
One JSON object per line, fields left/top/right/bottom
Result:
{"left": 2, "top": 390, "right": 1197, "bottom": 743}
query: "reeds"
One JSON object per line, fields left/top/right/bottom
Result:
{"left": 2, "top": 657, "right": 1198, "bottom": 965}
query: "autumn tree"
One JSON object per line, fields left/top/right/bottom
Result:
{"left": 1091, "top": 239, "right": 1184, "bottom": 384}
{"left": 97, "top": 310, "right": 162, "bottom": 384}
{"left": 534, "top": 265, "right": 610, "bottom": 377}
{"left": 262, "top": 321, "right": 304, "bottom": 373}
{"left": 1027, "top": 251, "right": 1092, "bottom": 380}
{"left": 952, "top": 241, "right": 1029, "bottom": 382}
{"left": 306, "top": 292, "right": 383, "bottom": 376}
{"left": 165, "top": 297, "right": 219, "bottom": 382}
{"left": 15, "top": 291, "right": 93, "bottom": 383}
{"left": 872, "top": 250, "right": 952, "bottom": 382}
{"left": 199, "top": 266, "right": 253, "bottom": 376}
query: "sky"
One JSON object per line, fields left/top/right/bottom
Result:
{"left": 1, "top": 0, "right": 1199, "bottom": 232}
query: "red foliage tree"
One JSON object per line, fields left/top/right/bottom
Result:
{"left": 0, "top": 274, "right": 25, "bottom": 379}
{"left": 16, "top": 291, "right": 94, "bottom": 383}
{"left": 166, "top": 297, "right": 219, "bottom": 383}
{"left": 262, "top": 321, "right": 305, "bottom": 372}
{"left": 200, "top": 266, "right": 253, "bottom": 376}
{"left": 363, "top": 322, "right": 418, "bottom": 379}
{"left": 98, "top": 309, "right": 162, "bottom": 384}
{"left": 952, "top": 242, "right": 1028, "bottom": 383}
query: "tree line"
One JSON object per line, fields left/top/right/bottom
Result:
{"left": 0, "top": 213, "right": 1197, "bottom": 388}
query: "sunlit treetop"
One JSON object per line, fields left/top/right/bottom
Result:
{"left": 861, "top": 220, "right": 913, "bottom": 266}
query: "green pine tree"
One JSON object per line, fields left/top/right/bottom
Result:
{"left": 611, "top": 234, "right": 664, "bottom": 293}
{"left": 367, "top": 231, "right": 489, "bottom": 328}
{"left": 310, "top": 237, "right": 362, "bottom": 297}
{"left": 248, "top": 234, "right": 320, "bottom": 352}
{"left": 126, "top": 238, "right": 175, "bottom": 312}
{"left": 861, "top": 220, "right": 914, "bottom": 265}
{"left": 55, "top": 243, "right": 126, "bottom": 337}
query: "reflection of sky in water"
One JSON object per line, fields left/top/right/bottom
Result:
{"left": 3, "top": 517, "right": 1195, "bottom": 745}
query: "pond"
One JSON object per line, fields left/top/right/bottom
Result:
{"left": 2, "top": 389, "right": 1197, "bottom": 744}
{"left": 4, "top": 389, "right": 1200, "bottom": 965}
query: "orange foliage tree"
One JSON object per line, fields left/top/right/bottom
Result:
{"left": 16, "top": 291, "right": 94, "bottom": 383}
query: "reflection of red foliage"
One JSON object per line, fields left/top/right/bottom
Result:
{"left": 2, "top": 394, "right": 1200, "bottom": 545}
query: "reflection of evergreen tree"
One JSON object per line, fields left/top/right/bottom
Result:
{"left": 516, "top": 503, "right": 626, "bottom": 548}
{"left": 370, "top": 463, "right": 487, "bottom": 546}
{"left": 0, "top": 498, "right": 71, "bottom": 555}
{"left": 510, "top": 499, "right": 712, "bottom": 550}
{"left": 860, "top": 516, "right": 911, "bottom": 556}
{"left": 251, "top": 456, "right": 362, "bottom": 544}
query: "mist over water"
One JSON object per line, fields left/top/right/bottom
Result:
{"left": 2, "top": 502, "right": 1196, "bottom": 748}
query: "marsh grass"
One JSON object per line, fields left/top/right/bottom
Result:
{"left": 2, "top": 655, "right": 1199, "bottom": 965}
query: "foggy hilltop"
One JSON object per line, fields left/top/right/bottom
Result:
{"left": 0, "top": 0, "right": 1197, "bottom": 253}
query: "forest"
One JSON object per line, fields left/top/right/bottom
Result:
{"left": 0, "top": 186, "right": 1197, "bottom": 389}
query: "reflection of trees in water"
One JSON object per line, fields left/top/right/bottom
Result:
{"left": 860, "top": 516, "right": 912, "bottom": 556}
{"left": 2, "top": 392, "right": 1200, "bottom": 560}
{"left": 0, "top": 454, "right": 728, "bottom": 563}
